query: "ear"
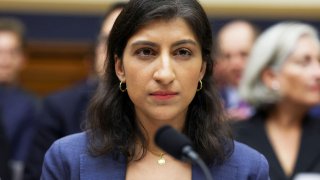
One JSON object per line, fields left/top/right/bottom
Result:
{"left": 261, "top": 68, "right": 278, "bottom": 90}
{"left": 115, "top": 55, "right": 126, "bottom": 82}
{"left": 199, "top": 61, "right": 207, "bottom": 80}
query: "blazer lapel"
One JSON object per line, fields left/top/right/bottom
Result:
{"left": 250, "top": 119, "right": 285, "bottom": 179}
{"left": 80, "top": 153, "right": 126, "bottom": 180}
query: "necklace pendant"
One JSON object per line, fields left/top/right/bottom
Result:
{"left": 157, "top": 154, "right": 166, "bottom": 165}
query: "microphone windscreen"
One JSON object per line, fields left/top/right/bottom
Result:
{"left": 154, "top": 125, "right": 193, "bottom": 160}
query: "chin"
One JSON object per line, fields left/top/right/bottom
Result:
{"left": 152, "top": 114, "right": 176, "bottom": 122}
{"left": 149, "top": 112, "right": 182, "bottom": 124}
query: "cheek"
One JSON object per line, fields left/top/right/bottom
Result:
{"left": 180, "top": 66, "right": 203, "bottom": 91}
{"left": 280, "top": 70, "right": 306, "bottom": 98}
{"left": 186, "top": 74, "right": 200, "bottom": 89}
{"left": 124, "top": 67, "right": 148, "bottom": 99}
{"left": 13, "top": 56, "right": 23, "bottom": 66}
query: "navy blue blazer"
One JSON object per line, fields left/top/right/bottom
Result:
{"left": 41, "top": 132, "right": 270, "bottom": 180}
{"left": 24, "top": 80, "right": 97, "bottom": 180}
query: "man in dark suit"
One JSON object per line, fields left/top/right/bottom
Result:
{"left": 213, "top": 20, "right": 259, "bottom": 121}
{"left": 0, "top": 18, "right": 39, "bottom": 180}
{"left": 23, "top": 3, "right": 126, "bottom": 180}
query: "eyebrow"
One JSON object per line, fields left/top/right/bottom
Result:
{"left": 130, "top": 39, "right": 198, "bottom": 48}
{"left": 131, "top": 41, "right": 157, "bottom": 47}
{"left": 172, "top": 39, "right": 198, "bottom": 47}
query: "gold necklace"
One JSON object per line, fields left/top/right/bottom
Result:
{"left": 148, "top": 150, "right": 166, "bottom": 165}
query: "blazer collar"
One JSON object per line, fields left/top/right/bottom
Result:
{"left": 246, "top": 116, "right": 285, "bottom": 178}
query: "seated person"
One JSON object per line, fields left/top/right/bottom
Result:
{"left": 41, "top": 0, "right": 269, "bottom": 179}
{"left": 213, "top": 20, "right": 259, "bottom": 121}
{"left": 234, "top": 22, "right": 320, "bottom": 180}
{"left": 0, "top": 18, "right": 39, "bottom": 180}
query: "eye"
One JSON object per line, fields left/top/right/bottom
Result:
{"left": 296, "top": 55, "right": 312, "bottom": 66}
{"left": 174, "top": 48, "right": 192, "bottom": 59}
{"left": 240, "top": 51, "right": 249, "bottom": 59}
{"left": 221, "top": 53, "right": 231, "bottom": 61}
{"left": 135, "top": 48, "right": 156, "bottom": 59}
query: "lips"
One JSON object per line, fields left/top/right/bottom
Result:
{"left": 150, "top": 91, "right": 178, "bottom": 100}
{"left": 310, "top": 86, "right": 320, "bottom": 91}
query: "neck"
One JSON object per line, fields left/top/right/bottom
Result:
{"left": 268, "top": 100, "right": 308, "bottom": 129}
{"left": 134, "top": 113, "right": 186, "bottom": 154}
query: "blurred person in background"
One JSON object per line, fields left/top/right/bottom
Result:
{"left": 0, "top": 17, "right": 39, "bottom": 180}
{"left": 234, "top": 22, "right": 320, "bottom": 180}
{"left": 23, "top": 3, "right": 126, "bottom": 180}
{"left": 213, "top": 20, "right": 259, "bottom": 121}
{"left": 0, "top": 18, "right": 25, "bottom": 85}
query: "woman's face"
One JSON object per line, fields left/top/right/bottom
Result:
{"left": 115, "top": 18, "right": 206, "bottom": 127}
{"left": 278, "top": 36, "right": 320, "bottom": 106}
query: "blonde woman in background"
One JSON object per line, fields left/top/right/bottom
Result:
{"left": 233, "top": 22, "right": 320, "bottom": 180}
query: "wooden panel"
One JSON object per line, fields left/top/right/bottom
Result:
{"left": 20, "top": 41, "right": 93, "bottom": 97}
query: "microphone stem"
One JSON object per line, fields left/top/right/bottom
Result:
{"left": 194, "top": 158, "right": 213, "bottom": 180}
{"left": 183, "top": 146, "right": 213, "bottom": 180}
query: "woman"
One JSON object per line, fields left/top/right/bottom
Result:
{"left": 41, "top": 0, "right": 269, "bottom": 179}
{"left": 235, "top": 22, "right": 320, "bottom": 180}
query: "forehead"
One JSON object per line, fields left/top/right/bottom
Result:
{"left": 291, "top": 35, "right": 320, "bottom": 55}
{"left": 219, "top": 26, "right": 255, "bottom": 50}
{"left": 0, "top": 31, "right": 21, "bottom": 47}
{"left": 127, "top": 18, "right": 198, "bottom": 44}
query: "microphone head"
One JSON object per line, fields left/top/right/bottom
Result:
{"left": 154, "top": 125, "right": 193, "bottom": 160}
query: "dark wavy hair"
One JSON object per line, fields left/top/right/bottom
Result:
{"left": 86, "top": 0, "right": 233, "bottom": 165}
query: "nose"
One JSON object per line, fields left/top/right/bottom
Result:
{"left": 229, "top": 55, "right": 245, "bottom": 71}
{"left": 153, "top": 52, "right": 175, "bottom": 85}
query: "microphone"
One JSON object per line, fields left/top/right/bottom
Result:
{"left": 154, "top": 125, "right": 213, "bottom": 180}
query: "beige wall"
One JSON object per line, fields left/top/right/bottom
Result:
{"left": 202, "top": 0, "right": 320, "bottom": 19}
{"left": 202, "top": 0, "right": 320, "bottom": 6}
{"left": 0, "top": 0, "right": 319, "bottom": 19}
